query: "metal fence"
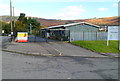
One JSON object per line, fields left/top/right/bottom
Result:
{"left": 70, "top": 31, "right": 107, "bottom": 41}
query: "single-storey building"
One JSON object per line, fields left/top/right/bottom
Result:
{"left": 40, "top": 22, "right": 100, "bottom": 41}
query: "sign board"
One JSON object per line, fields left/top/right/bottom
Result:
{"left": 108, "top": 26, "right": 118, "bottom": 40}
{"left": 16, "top": 32, "right": 28, "bottom": 42}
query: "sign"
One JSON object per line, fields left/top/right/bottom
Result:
{"left": 108, "top": 26, "right": 119, "bottom": 40}
{"left": 107, "top": 26, "right": 119, "bottom": 46}
{"left": 82, "top": 23, "right": 84, "bottom": 26}
{"left": 16, "top": 32, "right": 28, "bottom": 42}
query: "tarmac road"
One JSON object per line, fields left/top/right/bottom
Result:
{"left": 2, "top": 51, "right": 118, "bottom": 79}
{"left": 1, "top": 36, "right": 119, "bottom": 80}
{"left": 1, "top": 36, "right": 11, "bottom": 49}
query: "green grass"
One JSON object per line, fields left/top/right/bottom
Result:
{"left": 71, "top": 40, "right": 120, "bottom": 53}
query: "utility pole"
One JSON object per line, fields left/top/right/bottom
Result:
{"left": 118, "top": 1, "right": 120, "bottom": 50}
{"left": 10, "top": 0, "right": 13, "bottom": 32}
{"left": 13, "top": 6, "right": 16, "bottom": 39}
{"left": 13, "top": 7, "right": 15, "bottom": 28}
{"left": 10, "top": 0, "right": 13, "bottom": 42}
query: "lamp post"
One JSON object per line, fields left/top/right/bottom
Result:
{"left": 30, "top": 24, "right": 32, "bottom": 35}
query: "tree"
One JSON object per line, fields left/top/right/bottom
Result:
{"left": 4, "top": 24, "right": 11, "bottom": 34}
{"left": 15, "top": 13, "right": 40, "bottom": 34}
{"left": 2, "top": 21, "right": 7, "bottom": 30}
{"left": 18, "top": 13, "right": 27, "bottom": 23}
{"left": 15, "top": 13, "right": 28, "bottom": 32}
{"left": 27, "top": 17, "right": 40, "bottom": 35}
{"left": 15, "top": 21, "right": 28, "bottom": 32}
{"left": 27, "top": 17, "right": 40, "bottom": 29}
{"left": 1, "top": 21, "right": 11, "bottom": 35}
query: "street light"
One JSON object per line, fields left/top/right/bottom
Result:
{"left": 30, "top": 24, "right": 32, "bottom": 35}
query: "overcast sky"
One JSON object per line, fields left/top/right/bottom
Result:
{"left": 0, "top": 0, "right": 119, "bottom": 20}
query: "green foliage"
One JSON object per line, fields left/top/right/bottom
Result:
{"left": 32, "top": 28, "right": 40, "bottom": 36}
{"left": 16, "top": 14, "right": 40, "bottom": 33}
{"left": 1, "top": 21, "right": 11, "bottom": 34}
{"left": 71, "top": 40, "right": 120, "bottom": 53}
{"left": 4, "top": 24, "right": 11, "bottom": 34}
{"left": 27, "top": 17, "right": 40, "bottom": 29}
{"left": 2, "top": 21, "right": 6, "bottom": 29}
{"left": 18, "top": 13, "right": 27, "bottom": 23}
{"left": 15, "top": 21, "right": 28, "bottom": 32}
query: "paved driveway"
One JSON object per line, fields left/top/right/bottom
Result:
{"left": 48, "top": 42, "right": 106, "bottom": 57}
{"left": 28, "top": 35, "right": 107, "bottom": 57}
{"left": 2, "top": 36, "right": 108, "bottom": 57}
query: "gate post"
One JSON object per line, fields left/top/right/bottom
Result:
{"left": 83, "top": 31, "right": 84, "bottom": 40}
{"left": 96, "top": 32, "right": 98, "bottom": 40}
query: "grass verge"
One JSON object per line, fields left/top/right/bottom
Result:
{"left": 71, "top": 40, "right": 120, "bottom": 53}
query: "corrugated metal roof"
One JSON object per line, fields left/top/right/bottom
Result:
{"left": 42, "top": 22, "right": 100, "bottom": 29}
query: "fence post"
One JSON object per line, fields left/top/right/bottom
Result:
{"left": 96, "top": 32, "right": 98, "bottom": 40}
{"left": 68, "top": 30, "right": 70, "bottom": 42}
{"left": 83, "top": 31, "right": 84, "bottom": 40}
{"left": 87, "top": 32, "right": 88, "bottom": 40}
{"left": 107, "top": 31, "right": 109, "bottom": 46}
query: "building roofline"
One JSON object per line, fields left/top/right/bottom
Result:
{"left": 42, "top": 22, "right": 100, "bottom": 30}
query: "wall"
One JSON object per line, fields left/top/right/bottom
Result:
{"left": 65, "top": 23, "right": 100, "bottom": 41}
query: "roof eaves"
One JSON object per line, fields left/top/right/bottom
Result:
{"left": 84, "top": 22, "right": 100, "bottom": 28}
{"left": 64, "top": 22, "right": 100, "bottom": 28}
{"left": 64, "top": 22, "right": 82, "bottom": 27}
{"left": 41, "top": 22, "right": 100, "bottom": 30}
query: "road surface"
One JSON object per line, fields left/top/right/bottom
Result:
{"left": 2, "top": 51, "right": 118, "bottom": 79}
{"left": 1, "top": 36, "right": 119, "bottom": 80}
